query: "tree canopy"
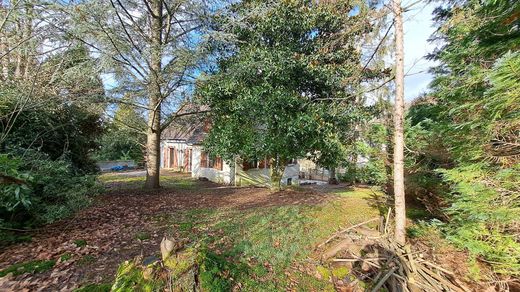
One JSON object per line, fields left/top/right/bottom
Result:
{"left": 200, "top": 0, "right": 379, "bottom": 187}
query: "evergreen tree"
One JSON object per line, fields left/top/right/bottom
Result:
{"left": 200, "top": 0, "right": 375, "bottom": 189}
{"left": 409, "top": 0, "right": 520, "bottom": 276}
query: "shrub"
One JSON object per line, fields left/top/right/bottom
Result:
{"left": 0, "top": 151, "right": 103, "bottom": 236}
{"left": 339, "top": 159, "right": 387, "bottom": 186}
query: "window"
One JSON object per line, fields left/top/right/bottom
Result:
{"left": 208, "top": 156, "right": 214, "bottom": 168}
{"left": 214, "top": 157, "right": 223, "bottom": 171}
{"left": 201, "top": 151, "right": 208, "bottom": 167}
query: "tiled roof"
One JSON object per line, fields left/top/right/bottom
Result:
{"left": 161, "top": 104, "right": 209, "bottom": 145}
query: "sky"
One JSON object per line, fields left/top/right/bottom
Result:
{"left": 101, "top": 1, "right": 440, "bottom": 102}
{"left": 402, "top": 0, "right": 438, "bottom": 101}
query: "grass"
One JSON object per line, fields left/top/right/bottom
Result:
{"left": 101, "top": 172, "right": 384, "bottom": 290}
{"left": 73, "top": 283, "right": 112, "bottom": 292}
{"left": 60, "top": 252, "right": 73, "bottom": 262}
{"left": 0, "top": 259, "right": 56, "bottom": 277}
{"left": 98, "top": 171, "right": 196, "bottom": 190}
{"left": 154, "top": 187, "right": 383, "bottom": 291}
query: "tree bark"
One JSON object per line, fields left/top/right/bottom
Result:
{"left": 328, "top": 167, "right": 338, "bottom": 184}
{"left": 0, "top": 7, "right": 8, "bottom": 81}
{"left": 392, "top": 0, "right": 406, "bottom": 245}
{"left": 270, "top": 156, "right": 286, "bottom": 191}
{"left": 144, "top": 0, "right": 163, "bottom": 189}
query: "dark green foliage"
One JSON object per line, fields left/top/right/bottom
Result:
{"left": 74, "top": 239, "right": 88, "bottom": 247}
{"left": 201, "top": 0, "right": 372, "bottom": 175}
{"left": 198, "top": 250, "right": 233, "bottom": 291}
{"left": 0, "top": 259, "right": 56, "bottom": 277}
{"left": 407, "top": 0, "right": 520, "bottom": 276}
{"left": 0, "top": 152, "right": 102, "bottom": 236}
{"left": 0, "top": 46, "right": 105, "bottom": 240}
{"left": 60, "top": 253, "right": 73, "bottom": 262}
{"left": 95, "top": 103, "right": 146, "bottom": 163}
{"left": 0, "top": 46, "right": 105, "bottom": 173}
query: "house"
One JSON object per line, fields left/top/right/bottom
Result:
{"left": 160, "top": 116, "right": 300, "bottom": 187}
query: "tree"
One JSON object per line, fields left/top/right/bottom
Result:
{"left": 201, "top": 0, "right": 371, "bottom": 190}
{"left": 391, "top": 0, "right": 406, "bottom": 245}
{"left": 407, "top": 0, "right": 520, "bottom": 275}
{"left": 1, "top": 45, "right": 105, "bottom": 172}
{"left": 0, "top": 4, "right": 106, "bottom": 231}
{"left": 66, "top": 0, "right": 211, "bottom": 188}
{"left": 96, "top": 101, "right": 146, "bottom": 162}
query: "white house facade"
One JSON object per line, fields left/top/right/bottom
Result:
{"left": 160, "top": 119, "right": 300, "bottom": 187}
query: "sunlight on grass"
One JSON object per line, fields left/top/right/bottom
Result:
{"left": 98, "top": 171, "right": 196, "bottom": 189}
{"left": 156, "top": 187, "right": 381, "bottom": 291}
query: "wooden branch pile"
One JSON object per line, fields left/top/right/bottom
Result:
{"left": 319, "top": 211, "right": 471, "bottom": 292}
{"left": 354, "top": 238, "right": 471, "bottom": 292}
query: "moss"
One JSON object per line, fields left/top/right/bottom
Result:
{"left": 0, "top": 259, "right": 56, "bottom": 277}
{"left": 74, "top": 239, "right": 87, "bottom": 247}
{"left": 112, "top": 260, "right": 164, "bottom": 292}
{"left": 60, "top": 253, "right": 73, "bottom": 262}
{"left": 332, "top": 266, "right": 349, "bottom": 279}
{"left": 73, "top": 283, "right": 112, "bottom": 292}
{"left": 316, "top": 265, "right": 331, "bottom": 280}
{"left": 135, "top": 231, "right": 150, "bottom": 241}
{"left": 163, "top": 247, "right": 197, "bottom": 277}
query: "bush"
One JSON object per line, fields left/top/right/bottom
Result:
{"left": 0, "top": 151, "right": 103, "bottom": 234}
{"left": 339, "top": 160, "right": 387, "bottom": 186}
{"left": 437, "top": 165, "right": 520, "bottom": 276}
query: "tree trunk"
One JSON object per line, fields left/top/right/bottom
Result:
{"left": 270, "top": 156, "right": 286, "bottom": 191}
{"left": 328, "top": 167, "right": 338, "bottom": 184}
{"left": 144, "top": 0, "right": 163, "bottom": 189}
{"left": 23, "top": 2, "right": 34, "bottom": 80}
{"left": 145, "top": 116, "right": 161, "bottom": 189}
{"left": 392, "top": 0, "right": 406, "bottom": 245}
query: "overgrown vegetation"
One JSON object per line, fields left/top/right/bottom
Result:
{"left": 0, "top": 44, "right": 104, "bottom": 243}
{"left": 94, "top": 101, "right": 146, "bottom": 163}
{"left": 406, "top": 0, "right": 520, "bottom": 277}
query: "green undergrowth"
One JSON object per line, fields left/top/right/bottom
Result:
{"left": 74, "top": 283, "right": 112, "bottom": 292}
{"left": 152, "top": 187, "right": 382, "bottom": 290}
{"left": 0, "top": 259, "right": 56, "bottom": 277}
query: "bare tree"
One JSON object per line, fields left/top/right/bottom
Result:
{"left": 392, "top": 0, "right": 406, "bottom": 245}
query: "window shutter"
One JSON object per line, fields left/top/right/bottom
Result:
{"left": 201, "top": 151, "right": 207, "bottom": 168}
{"left": 215, "top": 157, "right": 223, "bottom": 171}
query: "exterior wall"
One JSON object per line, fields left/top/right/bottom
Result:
{"left": 297, "top": 159, "right": 330, "bottom": 181}
{"left": 236, "top": 162, "right": 300, "bottom": 187}
{"left": 160, "top": 140, "right": 191, "bottom": 171}
{"left": 191, "top": 146, "right": 232, "bottom": 184}
{"left": 161, "top": 141, "right": 300, "bottom": 187}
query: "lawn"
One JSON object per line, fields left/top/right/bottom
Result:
{"left": 0, "top": 171, "right": 383, "bottom": 291}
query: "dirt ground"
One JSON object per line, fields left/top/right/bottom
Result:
{"left": 0, "top": 172, "right": 334, "bottom": 291}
